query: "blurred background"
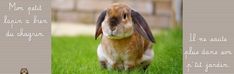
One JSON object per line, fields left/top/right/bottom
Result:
{"left": 51, "top": 0, "right": 182, "bottom": 36}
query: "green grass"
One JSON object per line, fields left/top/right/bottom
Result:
{"left": 52, "top": 27, "right": 182, "bottom": 74}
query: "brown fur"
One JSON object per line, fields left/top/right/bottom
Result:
{"left": 101, "top": 32, "right": 152, "bottom": 69}
{"left": 107, "top": 3, "right": 130, "bottom": 17}
{"left": 96, "top": 3, "right": 155, "bottom": 70}
{"left": 20, "top": 68, "right": 28, "bottom": 74}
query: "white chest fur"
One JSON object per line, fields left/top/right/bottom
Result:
{"left": 97, "top": 43, "right": 154, "bottom": 70}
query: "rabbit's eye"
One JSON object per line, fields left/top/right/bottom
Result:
{"left": 123, "top": 13, "right": 127, "bottom": 19}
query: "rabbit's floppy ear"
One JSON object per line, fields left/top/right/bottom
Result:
{"left": 131, "top": 10, "right": 155, "bottom": 43}
{"left": 95, "top": 10, "right": 107, "bottom": 40}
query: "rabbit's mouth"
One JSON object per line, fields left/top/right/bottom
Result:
{"left": 106, "top": 28, "right": 133, "bottom": 39}
{"left": 107, "top": 30, "right": 124, "bottom": 39}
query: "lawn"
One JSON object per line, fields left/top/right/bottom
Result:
{"left": 52, "top": 27, "right": 182, "bottom": 74}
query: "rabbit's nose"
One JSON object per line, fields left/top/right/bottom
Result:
{"left": 110, "top": 27, "right": 116, "bottom": 31}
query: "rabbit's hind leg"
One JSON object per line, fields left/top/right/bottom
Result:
{"left": 140, "top": 49, "right": 154, "bottom": 70}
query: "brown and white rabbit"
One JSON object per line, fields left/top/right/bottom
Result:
{"left": 95, "top": 3, "right": 155, "bottom": 70}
